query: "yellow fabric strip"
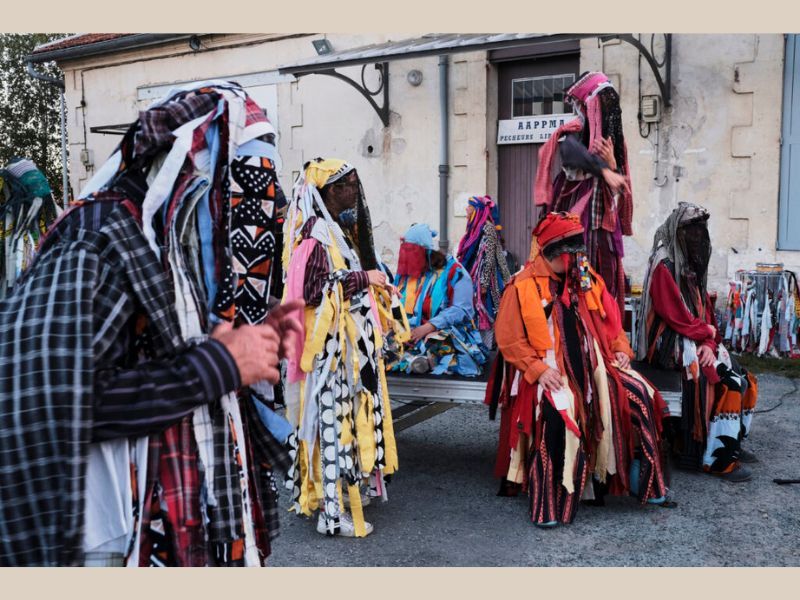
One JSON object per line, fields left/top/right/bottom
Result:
{"left": 592, "top": 340, "right": 616, "bottom": 482}
{"left": 506, "top": 436, "right": 528, "bottom": 484}
{"left": 301, "top": 300, "right": 334, "bottom": 373}
{"left": 347, "top": 484, "right": 368, "bottom": 537}
{"left": 561, "top": 387, "right": 581, "bottom": 495}
{"left": 403, "top": 277, "right": 419, "bottom": 315}
{"left": 356, "top": 391, "right": 377, "bottom": 474}
{"left": 378, "top": 367, "right": 399, "bottom": 474}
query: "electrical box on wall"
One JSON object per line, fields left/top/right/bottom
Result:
{"left": 80, "top": 148, "right": 94, "bottom": 169}
{"left": 640, "top": 94, "right": 662, "bottom": 123}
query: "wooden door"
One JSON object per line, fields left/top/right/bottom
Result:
{"left": 495, "top": 53, "right": 580, "bottom": 266}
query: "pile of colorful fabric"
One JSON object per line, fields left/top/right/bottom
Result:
{"left": 282, "top": 158, "right": 409, "bottom": 537}
{"left": 456, "top": 195, "right": 512, "bottom": 344}
{"left": 0, "top": 82, "right": 291, "bottom": 566}
{"left": 0, "top": 157, "right": 62, "bottom": 296}
{"left": 722, "top": 268, "right": 800, "bottom": 357}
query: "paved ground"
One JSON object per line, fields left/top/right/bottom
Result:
{"left": 270, "top": 373, "right": 800, "bottom": 566}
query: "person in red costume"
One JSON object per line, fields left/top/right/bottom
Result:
{"left": 488, "top": 212, "right": 672, "bottom": 529}
{"left": 636, "top": 202, "right": 758, "bottom": 482}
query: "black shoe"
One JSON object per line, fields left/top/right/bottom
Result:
{"left": 738, "top": 449, "right": 759, "bottom": 464}
{"left": 714, "top": 465, "right": 753, "bottom": 483}
{"left": 497, "top": 479, "right": 521, "bottom": 497}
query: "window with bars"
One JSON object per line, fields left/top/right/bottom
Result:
{"left": 511, "top": 73, "right": 575, "bottom": 118}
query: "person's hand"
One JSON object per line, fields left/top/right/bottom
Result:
{"left": 212, "top": 321, "right": 281, "bottom": 386}
{"left": 410, "top": 322, "right": 436, "bottom": 343}
{"left": 614, "top": 351, "right": 631, "bottom": 370}
{"left": 602, "top": 168, "right": 630, "bottom": 196}
{"left": 591, "top": 137, "right": 617, "bottom": 170}
{"left": 265, "top": 298, "right": 305, "bottom": 361}
{"left": 538, "top": 368, "right": 563, "bottom": 392}
{"left": 367, "top": 269, "right": 387, "bottom": 288}
{"left": 386, "top": 283, "right": 401, "bottom": 298}
{"left": 698, "top": 344, "right": 716, "bottom": 368}
{"left": 707, "top": 325, "right": 717, "bottom": 340}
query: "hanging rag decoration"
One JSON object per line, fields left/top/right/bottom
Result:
{"left": 722, "top": 265, "right": 800, "bottom": 358}
{"left": 0, "top": 158, "right": 62, "bottom": 297}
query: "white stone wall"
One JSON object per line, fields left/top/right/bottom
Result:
{"left": 59, "top": 33, "right": 491, "bottom": 270}
{"left": 59, "top": 33, "right": 794, "bottom": 290}
{"left": 580, "top": 34, "right": 792, "bottom": 298}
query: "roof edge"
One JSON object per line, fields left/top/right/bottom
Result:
{"left": 27, "top": 33, "right": 196, "bottom": 64}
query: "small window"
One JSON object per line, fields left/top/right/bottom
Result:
{"left": 511, "top": 73, "right": 575, "bottom": 118}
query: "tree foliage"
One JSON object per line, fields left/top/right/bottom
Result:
{"left": 0, "top": 34, "right": 70, "bottom": 201}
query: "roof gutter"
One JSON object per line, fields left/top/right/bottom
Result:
{"left": 26, "top": 61, "right": 63, "bottom": 89}
{"left": 26, "top": 33, "right": 195, "bottom": 64}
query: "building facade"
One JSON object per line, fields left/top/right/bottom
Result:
{"left": 31, "top": 33, "right": 800, "bottom": 298}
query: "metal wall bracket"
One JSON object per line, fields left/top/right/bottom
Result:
{"left": 89, "top": 123, "right": 133, "bottom": 135}
{"left": 600, "top": 34, "right": 673, "bottom": 106}
{"left": 297, "top": 62, "right": 390, "bottom": 127}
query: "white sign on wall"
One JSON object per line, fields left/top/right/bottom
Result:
{"left": 497, "top": 113, "right": 574, "bottom": 145}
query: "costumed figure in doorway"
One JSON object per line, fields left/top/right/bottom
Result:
{"left": 534, "top": 71, "right": 633, "bottom": 314}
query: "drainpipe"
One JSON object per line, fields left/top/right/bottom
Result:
{"left": 438, "top": 55, "right": 449, "bottom": 253}
{"left": 26, "top": 61, "right": 68, "bottom": 207}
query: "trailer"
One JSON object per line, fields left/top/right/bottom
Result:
{"left": 387, "top": 296, "right": 684, "bottom": 432}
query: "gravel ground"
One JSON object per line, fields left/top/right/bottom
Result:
{"left": 269, "top": 373, "right": 800, "bottom": 566}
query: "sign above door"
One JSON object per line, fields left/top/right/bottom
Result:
{"left": 497, "top": 114, "right": 573, "bottom": 145}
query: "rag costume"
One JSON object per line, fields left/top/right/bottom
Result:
{"left": 534, "top": 71, "right": 633, "bottom": 314}
{"left": 636, "top": 202, "right": 758, "bottom": 474}
{"left": 0, "top": 82, "right": 290, "bottom": 566}
{"left": 390, "top": 223, "right": 489, "bottom": 377}
{"left": 0, "top": 157, "right": 62, "bottom": 296}
{"left": 487, "top": 212, "right": 668, "bottom": 526}
{"left": 455, "top": 195, "right": 512, "bottom": 345}
{"left": 282, "top": 158, "right": 410, "bottom": 537}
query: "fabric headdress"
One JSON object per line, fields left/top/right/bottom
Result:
{"left": 397, "top": 223, "right": 438, "bottom": 278}
{"left": 304, "top": 158, "right": 354, "bottom": 189}
{"left": 532, "top": 212, "right": 586, "bottom": 260}
{"left": 533, "top": 212, "right": 589, "bottom": 306}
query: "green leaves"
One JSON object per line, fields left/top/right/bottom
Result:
{"left": 0, "top": 34, "right": 70, "bottom": 201}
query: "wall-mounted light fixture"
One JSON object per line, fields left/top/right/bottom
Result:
{"left": 189, "top": 35, "right": 202, "bottom": 51}
{"left": 407, "top": 69, "right": 423, "bottom": 86}
{"left": 312, "top": 39, "right": 333, "bottom": 55}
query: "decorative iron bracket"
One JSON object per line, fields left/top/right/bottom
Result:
{"left": 89, "top": 123, "right": 134, "bottom": 136}
{"left": 297, "top": 62, "right": 390, "bottom": 127}
{"left": 599, "top": 34, "right": 673, "bottom": 106}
